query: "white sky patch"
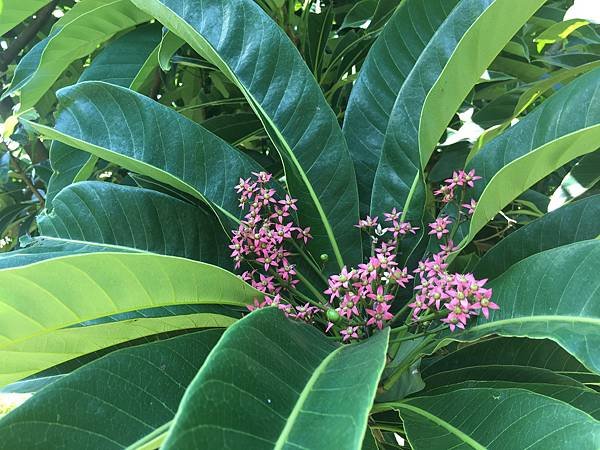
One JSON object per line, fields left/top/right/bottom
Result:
{"left": 565, "top": 0, "right": 600, "bottom": 23}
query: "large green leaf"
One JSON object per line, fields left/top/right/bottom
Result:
{"left": 474, "top": 195, "right": 600, "bottom": 279}
{"left": 424, "top": 337, "right": 599, "bottom": 385}
{"left": 129, "top": 0, "right": 362, "bottom": 270}
{"left": 0, "top": 251, "right": 260, "bottom": 388}
{"left": 343, "top": 0, "right": 460, "bottom": 214}
{"left": 163, "top": 307, "right": 389, "bottom": 449}
{"left": 453, "top": 240, "right": 600, "bottom": 376}
{"left": 46, "top": 23, "right": 163, "bottom": 206}
{"left": 38, "top": 181, "right": 231, "bottom": 266}
{"left": 0, "top": 0, "right": 52, "bottom": 36}
{"left": 381, "top": 388, "right": 600, "bottom": 449}
{"left": 422, "top": 381, "right": 600, "bottom": 420}
{"left": 2, "top": 0, "right": 150, "bottom": 110}
{"left": 2, "top": 312, "right": 233, "bottom": 387}
{"left": 0, "top": 330, "right": 224, "bottom": 450}
{"left": 369, "top": 0, "right": 545, "bottom": 260}
{"left": 26, "top": 81, "right": 264, "bottom": 225}
{"left": 0, "top": 237, "right": 137, "bottom": 269}
{"left": 460, "top": 66, "right": 600, "bottom": 248}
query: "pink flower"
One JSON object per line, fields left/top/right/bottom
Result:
{"left": 366, "top": 303, "right": 393, "bottom": 329}
{"left": 340, "top": 326, "right": 359, "bottom": 341}
{"left": 462, "top": 199, "right": 477, "bottom": 215}
{"left": 384, "top": 208, "right": 401, "bottom": 222}
{"left": 464, "top": 169, "right": 481, "bottom": 187}
{"left": 297, "top": 227, "right": 312, "bottom": 243}
{"left": 367, "top": 285, "right": 394, "bottom": 304}
{"left": 356, "top": 215, "right": 378, "bottom": 229}
{"left": 428, "top": 216, "right": 452, "bottom": 239}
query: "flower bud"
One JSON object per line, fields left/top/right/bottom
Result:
{"left": 320, "top": 253, "right": 329, "bottom": 262}
{"left": 326, "top": 309, "right": 341, "bottom": 322}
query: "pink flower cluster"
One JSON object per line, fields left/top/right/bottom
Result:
{"left": 230, "top": 169, "right": 496, "bottom": 342}
{"left": 433, "top": 169, "right": 481, "bottom": 206}
{"left": 324, "top": 212, "right": 416, "bottom": 340}
{"left": 409, "top": 247, "right": 497, "bottom": 331}
{"left": 229, "top": 172, "right": 315, "bottom": 319}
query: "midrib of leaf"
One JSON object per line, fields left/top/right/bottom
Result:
{"left": 126, "top": 420, "right": 172, "bottom": 450}
{"left": 395, "top": 403, "right": 486, "bottom": 450}
{"left": 132, "top": 0, "right": 346, "bottom": 269}
{"left": 273, "top": 344, "right": 345, "bottom": 449}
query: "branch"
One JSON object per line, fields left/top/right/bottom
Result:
{"left": 0, "top": 0, "right": 59, "bottom": 73}
{"left": 8, "top": 151, "right": 45, "bottom": 208}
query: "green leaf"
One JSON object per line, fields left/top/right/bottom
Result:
{"left": 549, "top": 149, "right": 600, "bottom": 210}
{"left": 424, "top": 337, "right": 599, "bottom": 385}
{"left": 38, "top": 181, "right": 231, "bottom": 266}
{"left": 0, "top": 330, "right": 224, "bottom": 449}
{"left": 26, "top": 81, "right": 264, "bottom": 225}
{"left": 202, "top": 112, "right": 263, "bottom": 146}
{"left": 423, "top": 381, "right": 600, "bottom": 420}
{"left": 461, "top": 67, "right": 600, "bottom": 248}
{"left": 2, "top": 312, "right": 234, "bottom": 388}
{"left": 129, "top": 0, "right": 362, "bottom": 270}
{"left": 45, "top": 23, "right": 163, "bottom": 207}
{"left": 304, "top": 7, "right": 334, "bottom": 77}
{"left": 372, "top": 0, "right": 544, "bottom": 261}
{"left": 163, "top": 308, "right": 389, "bottom": 449}
{"left": 386, "top": 388, "right": 600, "bottom": 449}
{"left": 343, "top": 0, "right": 460, "bottom": 214}
{"left": 474, "top": 195, "right": 600, "bottom": 279}
{"left": 0, "top": 237, "right": 137, "bottom": 269}
{"left": 340, "top": 0, "right": 377, "bottom": 30}
{"left": 534, "top": 18, "right": 590, "bottom": 52}
{"left": 0, "top": 0, "right": 52, "bottom": 36}
{"left": 0, "top": 251, "right": 259, "bottom": 388}
{"left": 453, "top": 240, "right": 600, "bottom": 376}
{"left": 3, "top": 0, "right": 150, "bottom": 110}
{"left": 158, "top": 30, "right": 185, "bottom": 71}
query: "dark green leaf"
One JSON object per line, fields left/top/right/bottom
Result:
{"left": 474, "top": 195, "right": 600, "bottom": 279}
{"left": 27, "top": 81, "right": 264, "bottom": 225}
{"left": 388, "top": 388, "right": 600, "bottom": 449}
{"left": 163, "top": 308, "right": 389, "bottom": 450}
{"left": 129, "top": 0, "right": 362, "bottom": 270}
{"left": 38, "top": 181, "right": 231, "bottom": 266}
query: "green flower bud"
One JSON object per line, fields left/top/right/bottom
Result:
{"left": 326, "top": 309, "right": 341, "bottom": 322}
{"left": 320, "top": 253, "right": 329, "bottom": 262}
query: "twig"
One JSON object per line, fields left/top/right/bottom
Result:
{"left": 8, "top": 152, "right": 45, "bottom": 207}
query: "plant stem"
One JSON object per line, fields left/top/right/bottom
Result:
{"left": 381, "top": 335, "right": 436, "bottom": 391}
{"left": 8, "top": 152, "right": 45, "bottom": 207}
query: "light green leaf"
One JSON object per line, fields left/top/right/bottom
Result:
{"left": 454, "top": 240, "right": 600, "bottom": 376}
{"left": 26, "top": 81, "right": 264, "bottom": 225}
{"left": 461, "top": 67, "right": 600, "bottom": 249}
{"left": 474, "top": 195, "right": 600, "bottom": 279}
{"left": 38, "top": 181, "right": 231, "bottom": 266}
{"left": 0, "top": 330, "right": 224, "bottom": 450}
{"left": 129, "top": 0, "right": 362, "bottom": 270}
{"left": 0, "top": 237, "right": 138, "bottom": 270}
{"left": 343, "top": 0, "right": 460, "bottom": 215}
{"left": 0, "top": 0, "right": 52, "bottom": 36}
{"left": 0, "top": 251, "right": 260, "bottom": 388}
{"left": 3, "top": 0, "right": 150, "bottom": 110}
{"left": 163, "top": 307, "right": 389, "bottom": 450}
{"left": 534, "top": 18, "right": 590, "bottom": 52}
{"left": 158, "top": 29, "right": 185, "bottom": 71}
{"left": 369, "top": 0, "right": 544, "bottom": 262}
{"left": 384, "top": 388, "right": 600, "bottom": 449}
{"left": 2, "top": 313, "right": 233, "bottom": 388}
